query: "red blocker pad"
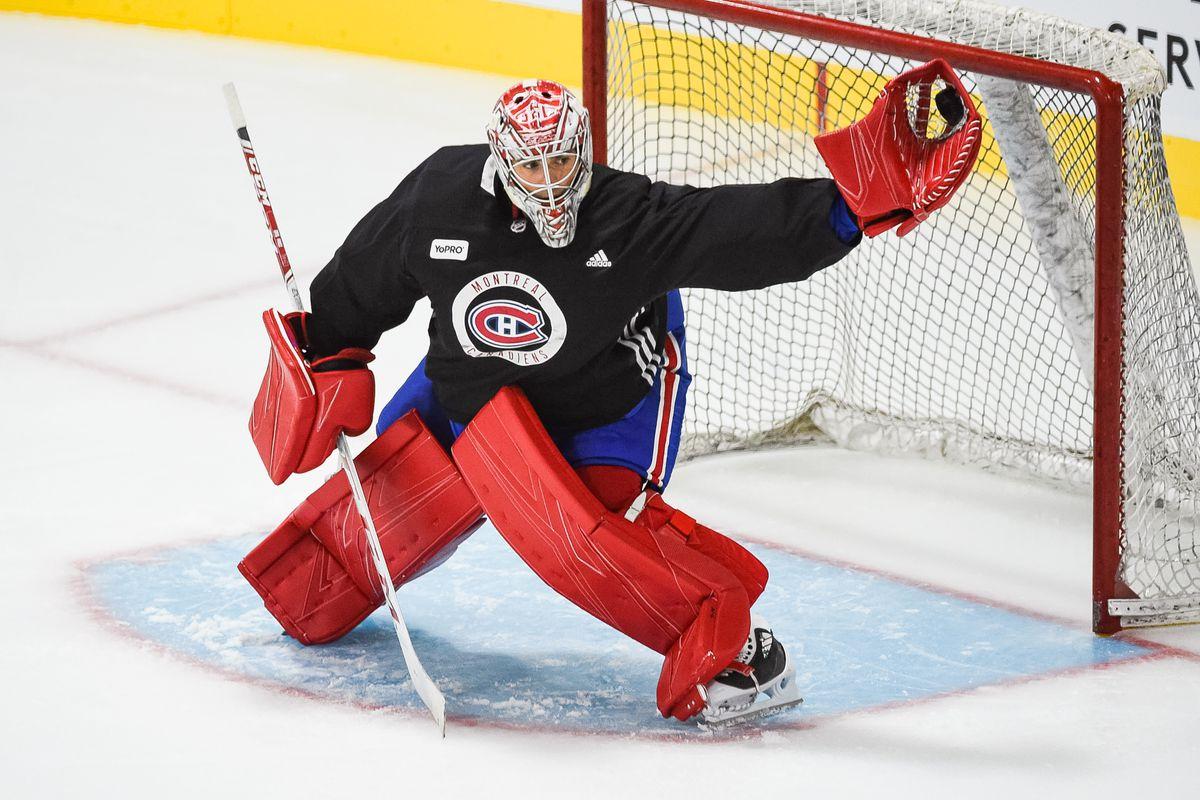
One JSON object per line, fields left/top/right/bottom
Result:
{"left": 239, "top": 411, "right": 484, "bottom": 645}
{"left": 249, "top": 310, "right": 316, "bottom": 484}
{"left": 452, "top": 387, "right": 755, "bottom": 720}
{"left": 249, "top": 310, "right": 375, "bottom": 485}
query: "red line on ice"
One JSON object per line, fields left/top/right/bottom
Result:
{"left": 15, "top": 277, "right": 277, "bottom": 345}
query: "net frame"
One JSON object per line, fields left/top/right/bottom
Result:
{"left": 582, "top": 0, "right": 1177, "bottom": 634}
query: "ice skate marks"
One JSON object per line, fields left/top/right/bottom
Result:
{"left": 80, "top": 528, "right": 1150, "bottom": 736}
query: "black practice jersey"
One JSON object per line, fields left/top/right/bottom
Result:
{"left": 306, "top": 144, "right": 859, "bottom": 432}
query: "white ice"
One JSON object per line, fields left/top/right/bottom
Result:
{"left": 2, "top": 12, "right": 1199, "bottom": 798}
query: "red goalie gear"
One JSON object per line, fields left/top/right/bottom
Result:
{"left": 452, "top": 387, "right": 768, "bottom": 721}
{"left": 816, "top": 58, "right": 982, "bottom": 237}
{"left": 577, "top": 465, "right": 768, "bottom": 604}
{"left": 249, "top": 309, "right": 375, "bottom": 484}
{"left": 239, "top": 411, "right": 485, "bottom": 644}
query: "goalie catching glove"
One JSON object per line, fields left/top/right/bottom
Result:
{"left": 816, "top": 58, "right": 982, "bottom": 238}
{"left": 249, "top": 309, "right": 375, "bottom": 484}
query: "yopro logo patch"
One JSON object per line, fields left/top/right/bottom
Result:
{"left": 430, "top": 239, "right": 469, "bottom": 261}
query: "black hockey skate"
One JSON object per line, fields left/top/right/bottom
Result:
{"left": 699, "top": 618, "right": 802, "bottom": 726}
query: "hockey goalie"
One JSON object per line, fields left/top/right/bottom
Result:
{"left": 240, "top": 61, "right": 981, "bottom": 725}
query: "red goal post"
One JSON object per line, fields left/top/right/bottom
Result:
{"left": 582, "top": 0, "right": 1200, "bottom": 634}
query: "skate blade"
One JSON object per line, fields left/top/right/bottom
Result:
{"left": 699, "top": 676, "right": 803, "bottom": 728}
{"left": 700, "top": 691, "right": 803, "bottom": 728}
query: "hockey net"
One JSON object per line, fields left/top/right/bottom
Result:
{"left": 584, "top": 0, "right": 1200, "bottom": 632}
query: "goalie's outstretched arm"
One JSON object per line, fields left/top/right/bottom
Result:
{"left": 632, "top": 59, "right": 980, "bottom": 298}
{"left": 628, "top": 174, "right": 861, "bottom": 296}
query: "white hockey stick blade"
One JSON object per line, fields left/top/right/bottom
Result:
{"left": 382, "top": 591, "right": 447, "bottom": 735}
{"left": 337, "top": 438, "right": 447, "bottom": 736}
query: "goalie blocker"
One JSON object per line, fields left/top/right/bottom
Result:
{"left": 248, "top": 309, "right": 376, "bottom": 485}
{"left": 242, "top": 386, "right": 768, "bottom": 721}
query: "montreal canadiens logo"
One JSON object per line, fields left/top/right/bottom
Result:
{"left": 470, "top": 300, "right": 548, "bottom": 349}
{"left": 452, "top": 271, "right": 566, "bottom": 365}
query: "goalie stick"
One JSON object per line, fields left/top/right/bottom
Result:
{"left": 222, "top": 83, "right": 447, "bottom": 736}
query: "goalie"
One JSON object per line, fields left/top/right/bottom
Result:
{"left": 241, "top": 62, "right": 980, "bottom": 724}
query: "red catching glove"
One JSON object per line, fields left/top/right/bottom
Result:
{"left": 249, "top": 309, "right": 375, "bottom": 484}
{"left": 815, "top": 58, "right": 982, "bottom": 238}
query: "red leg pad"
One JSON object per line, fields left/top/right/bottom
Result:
{"left": 451, "top": 387, "right": 751, "bottom": 719}
{"left": 576, "top": 464, "right": 645, "bottom": 512}
{"left": 239, "top": 411, "right": 484, "bottom": 644}
{"left": 635, "top": 493, "right": 769, "bottom": 605}
{"left": 576, "top": 465, "right": 770, "bottom": 604}
{"left": 238, "top": 510, "right": 378, "bottom": 645}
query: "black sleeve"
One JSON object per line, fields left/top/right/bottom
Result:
{"left": 305, "top": 180, "right": 425, "bottom": 359}
{"left": 625, "top": 176, "right": 860, "bottom": 296}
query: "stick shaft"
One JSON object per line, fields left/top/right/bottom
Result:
{"left": 223, "top": 82, "right": 446, "bottom": 735}
{"left": 223, "top": 84, "right": 304, "bottom": 313}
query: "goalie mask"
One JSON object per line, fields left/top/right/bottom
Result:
{"left": 487, "top": 79, "right": 592, "bottom": 248}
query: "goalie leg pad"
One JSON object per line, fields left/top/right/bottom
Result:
{"left": 239, "top": 410, "right": 484, "bottom": 644}
{"left": 451, "top": 387, "right": 751, "bottom": 720}
{"left": 632, "top": 491, "right": 769, "bottom": 606}
{"left": 238, "top": 513, "right": 376, "bottom": 645}
{"left": 578, "top": 465, "right": 769, "bottom": 603}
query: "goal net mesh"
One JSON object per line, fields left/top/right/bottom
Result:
{"left": 600, "top": 0, "right": 1200, "bottom": 607}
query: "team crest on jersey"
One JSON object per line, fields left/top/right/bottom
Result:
{"left": 469, "top": 300, "right": 548, "bottom": 349}
{"left": 451, "top": 271, "right": 566, "bottom": 365}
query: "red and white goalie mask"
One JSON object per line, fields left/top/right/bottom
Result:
{"left": 487, "top": 79, "right": 592, "bottom": 248}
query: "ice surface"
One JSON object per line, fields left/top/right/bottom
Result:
{"left": 2, "top": 11, "right": 1200, "bottom": 799}
{"left": 79, "top": 531, "right": 1149, "bottom": 736}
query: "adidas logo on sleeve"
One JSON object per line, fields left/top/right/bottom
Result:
{"left": 586, "top": 249, "right": 613, "bottom": 268}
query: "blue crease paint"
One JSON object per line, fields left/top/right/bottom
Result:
{"left": 83, "top": 528, "right": 1148, "bottom": 735}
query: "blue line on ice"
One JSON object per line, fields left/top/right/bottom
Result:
{"left": 83, "top": 527, "right": 1148, "bottom": 735}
